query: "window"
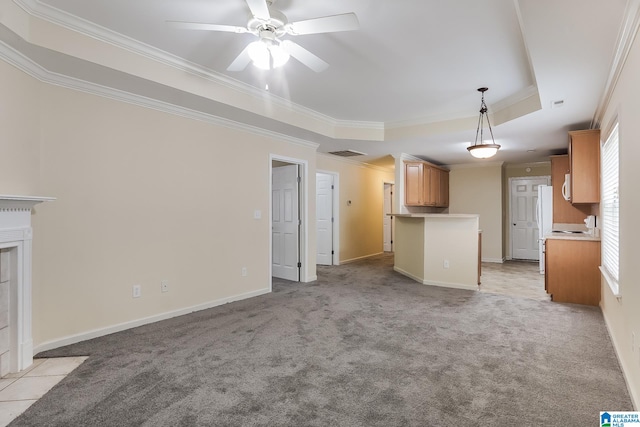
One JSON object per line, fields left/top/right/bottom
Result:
{"left": 601, "top": 123, "right": 619, "bottom": 295}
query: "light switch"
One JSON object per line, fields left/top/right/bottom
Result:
{"left": 254, "top": 210, "right": 262, "bottom": 219}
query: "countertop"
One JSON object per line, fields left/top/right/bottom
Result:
{"left": 545, "top": 231, "right": 601, "bottom": 241}
{"left": 388, "top": 213, "right": 479, "bottom": 218}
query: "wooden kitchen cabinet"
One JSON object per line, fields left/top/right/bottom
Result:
{"left": 405, "top": 162, "right": 427, "bottom": 205}
{"left": 550, "top": 155, "right": 591, "bottom": 224}
{"left": 568, "top": 129, "right": 600, "bottom": 204}
{"left": 545, "top": 238, "right": 601, "bottom": 306}
{"left": 432, "top": 167, "right": 449, "bottom": 207}
{"left": 404, "top": 161, "right": 449, "bottom": 207}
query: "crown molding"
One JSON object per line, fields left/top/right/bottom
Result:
{"left": 592, "top": 0, "right": 640, "bottom": 128}
{"left": 11, "top": 0, "right": 383, "bottom": 137}
{"left": 0, "top": 39, "right": 319, "bottom": 150}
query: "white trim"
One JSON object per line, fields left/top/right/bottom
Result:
{"left": 317, "top": 169, "right": 340, "bottom": 266}
{"left": 600, "top": 266, "right": 620, "bottom": 298}
{"left": 33, "top": 288, "right": 271, "bottom": 354}
{"left": 482, "top": 257, "right": 506, "bottom": 264}
{"left": 0, "top": 196, "right": 53, "bottom": 373}
{"left": 393, "top": 266, "right": 478, "bottom": 291}
{"left": 507, "top": 175, "right": 550, "bottom": 260}
{"left": 11, "top": 0, "right": 383, "bottom": 135}
{"left": 269, "top": 155, "right": 312, "bottom": 285}
{"left": 0, "top": 40, "right": 320, "bottom": 151}
{"left": 592, "top": 0, "right": 640, "bottom": 128}
{"left": 340, "top": 252, "right": 384, "bottom": 265}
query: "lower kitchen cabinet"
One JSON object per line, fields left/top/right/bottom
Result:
{"left": 545, "top": 238, "right": 601, "bottom": 306}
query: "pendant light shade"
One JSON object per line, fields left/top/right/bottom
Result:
{"left": 467, "top": 87, "right": 501, "bottom": 159}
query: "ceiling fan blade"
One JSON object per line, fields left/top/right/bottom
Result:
{"left": 281, "top": 40, "right": 329, "bottom": 72}
{"left": 227, "top": 45, "right": 253, "bottom": 71}
{"left": 166, "top": 21, "right": 247, "bottom": 33}
{"left": 285, "top": 13, "right": 359, "bottom": 35}
{"left": 245, "top": 0, "right": 270, "bottom": 20}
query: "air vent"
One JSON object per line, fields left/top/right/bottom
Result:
{"left": 328, "top": 149, "right": 367, "bottom": 157}
{"left": 551, "top": 99, "right": 565, "bottom": 109}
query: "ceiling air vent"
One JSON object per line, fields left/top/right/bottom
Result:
{"left": 328, "top": 149, "right": 367, "bottom": 157}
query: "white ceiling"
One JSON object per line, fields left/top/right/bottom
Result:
{"left": 1, "top": 0, "right": 629, "bottom": 166}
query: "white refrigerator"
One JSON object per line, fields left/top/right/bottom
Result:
{"left": 536, "top": 185, "right": 553, "bottom": 274}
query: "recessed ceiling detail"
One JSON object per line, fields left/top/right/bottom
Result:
{"left": 0, "top": 0, "right": 629, "bottom": 165}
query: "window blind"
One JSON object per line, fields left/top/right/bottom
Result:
{"left": 601, "top": 123, "right": 619, "bottom": 293}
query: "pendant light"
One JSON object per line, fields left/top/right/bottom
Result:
{"left": 467, "top": 87, "right": 501, "bottom": 159}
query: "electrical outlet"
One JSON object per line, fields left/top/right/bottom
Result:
{"left": 443, "top": 260, "right": 450, "bottom": 269}
{"left": 241, "top": 267, "right": 248, "bottom": 277}
{"left": 161, "top": 280, "right": 169, "bottom": 293}
{"left": 132, "top": 284, "right": 141, "bottom": 298}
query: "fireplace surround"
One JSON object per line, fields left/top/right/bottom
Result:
{"left": 0, "top": 195, "right": 53, "bottom": 375}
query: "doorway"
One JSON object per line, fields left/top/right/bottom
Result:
{"left": 510, "top": 176, "right": 550, "bottom": 260}
{"left": 383, "top": 183, "right": 394, "bottom": 252}
{"left": 270, "top": 157, "right": 308, "bottom": 283}
{"left": 316, "top": 171, "right": 339, "bottom": 266}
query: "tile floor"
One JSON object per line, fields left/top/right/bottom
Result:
{"left": 479, "top": 259, "right": 550, "bottom": 301}
{"left": 0, "top": 356, "right": 88, "bottom": 427}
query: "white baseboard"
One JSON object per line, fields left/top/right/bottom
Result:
{"left": 33, "top": 287, "right": 271, "bottom": 354}
{"left": 482, "top": 257, "right": 505, "bottom": 263}
{"left": 393, "top": 266, "right": 423, "bottom": 283}
{"left": 393, "top": 266, "right": 478, "bottom": 291}
{"left": 341, "top": 252, "right": 384, "bottom": 264}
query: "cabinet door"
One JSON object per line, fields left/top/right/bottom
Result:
{"left": 545, "top": 239, "right": 601, "bottom": 306}
{"left": 404, "top": 162, "right": 424, "bottom": 206}
{"left": 569, "top": 130, "right": 600, "bottom": 204}
{"left": 438, "top": 169, "right": 449, "bottom": 207}
{"left": 425, "top": 165, "right": 436, "bottom": 206}
{"left": 550, "top": 155, "right": 591, "bottom": 224}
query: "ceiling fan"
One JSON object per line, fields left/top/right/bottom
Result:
{"left": 167, "top": 0, "right": 359, "bottom": 72}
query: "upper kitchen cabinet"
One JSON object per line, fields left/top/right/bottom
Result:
{"left": 568, "top": 129, "right": 600, "bottom": 204}
{"left": 551, "top": 155, "right": 592, "bottom": 224}
{"left": 404, "top": 161, "right": 449, "bottom": 208}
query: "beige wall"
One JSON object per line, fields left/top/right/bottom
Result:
{"left": 0, "top": 61, "right": 41, "bottom": 194}
{"left": 316, "top": 154, "right": 394, "bottom": 263}
{"left": 3, "top": 63, "right": 321, "bottom": 349}
{"left": 600, "top": 25, "right": 640, "bottom": 409}
{"left": 448, "top": 163, "right": 504, "bottom": 262}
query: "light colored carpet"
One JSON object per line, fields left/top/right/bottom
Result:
{"left": 17, "top": 253, "right": 632, "bottom": 426}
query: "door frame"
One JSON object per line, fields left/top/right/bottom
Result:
{"left": 269, "top": 154, "right": 310, "bottom": 288}
{"left": 317, "top": 170, "right": 340, "bottom": 265}
{"left": 383, "top": 181, "right": 395, "bottom": 252}
{"left": 507, "top": 175, "right": 550, "bottom": 260}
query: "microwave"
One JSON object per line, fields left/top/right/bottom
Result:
{"left": 561, "top": 173, "right": 571, "bottom": 201}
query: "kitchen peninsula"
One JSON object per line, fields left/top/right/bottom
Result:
{"left": 390, "top": 214, "right": 480, "bottom": 290}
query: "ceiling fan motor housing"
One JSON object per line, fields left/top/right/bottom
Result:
{"left": 248, "top": 8, "right": 287, "bottom": 37}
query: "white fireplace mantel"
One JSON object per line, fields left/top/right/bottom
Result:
{"left": 0, "top": 195, "right": 55, "bottom": 373}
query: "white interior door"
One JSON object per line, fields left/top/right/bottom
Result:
{"left": 511, "top": 177, "right": 548, "bottom": 260}
{"left": 272, "top": 165, "right": 299, "bottom": 281}
{"left": 383, "top": 183, "right": 393, "bottom": 252}
{"left": 316, "top": 172, "right": 333, "bottom": 265}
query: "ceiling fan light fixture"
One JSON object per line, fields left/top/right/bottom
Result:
{"left": 268, "top": 43, "right": 290, "bottom": 68}
{"left": 248, "top": 40, "right": 270, "bottom": 69}
{"left": 468, "top": 87, "right": 501, "bottom": 159}
{"left": 248, "top": 40, "right": 290, "bottom": 70}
